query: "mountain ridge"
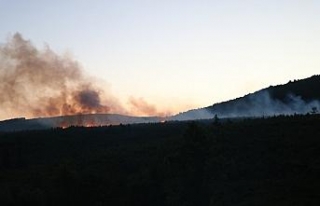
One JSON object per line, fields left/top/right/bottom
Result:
{"left": 1, "top": 75, "right": 320, "bottom": 131}
{"left": 171, "top": 75, "right": 320, "bottom": 120}
{"left": 0, "top": 113, "right": 161, "bottom": 132}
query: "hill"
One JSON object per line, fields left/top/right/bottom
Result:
{"left": 1, "top": 75, "right": 319, "bottom": 131}
{"left": 172, "top": 75, "right": 320, "bottom": 120}
{"left": 0, "top": 114, "right": 161, "bottom": 132}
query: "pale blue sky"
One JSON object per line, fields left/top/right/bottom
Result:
{"left": 1, "top": 0, "right": 319, "bottom": 114}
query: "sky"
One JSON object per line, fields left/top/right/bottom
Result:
{"left": 0, "top": 0, "right": 320, "bottom": 116}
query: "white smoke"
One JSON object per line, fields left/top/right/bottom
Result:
{"left": 171, "top": 90, "right": 320, "bottom": 121}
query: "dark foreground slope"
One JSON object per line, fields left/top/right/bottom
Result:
{"left": 173, "top": 75, "right": 320, "bottom": 120}
{"left": 1, "top": 115, "right": 320, "bottom": 205}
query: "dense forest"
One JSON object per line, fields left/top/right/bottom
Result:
{"left": 1, "top": 114, "right": 320, "bottom": 205}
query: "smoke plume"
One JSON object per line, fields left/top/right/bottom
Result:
{"left": 129, "top": 97, "right": 171, "bottom": 117}
{"left": 0, "top": 33, "right": 120, "bottom": 119}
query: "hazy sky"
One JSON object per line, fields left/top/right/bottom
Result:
{"left": 1, "top": 0, "right": 319, "bottom": 114}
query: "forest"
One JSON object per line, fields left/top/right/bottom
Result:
{"left": 1, "top": 114, "right": 320, "bottom": 205}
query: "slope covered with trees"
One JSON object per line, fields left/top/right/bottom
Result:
{"left": 268, "top": 75, "right": 320, "bottom": 102}
{"left": 172, "top": 75, "right": 320, "bottom": 120}
{"left": 1, "top": 114, "right": 320, "bottom": 205}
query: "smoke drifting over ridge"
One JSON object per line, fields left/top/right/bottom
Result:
{"left": 129, "top": 97, "right": 171, "bottom": 117}
{"left": 0, "top": 33, "right": 121, "bottom": 119}
{"left": 2, "top": 33, "right": 318, "bottom": 124}
{"left": 171, "top": 89, "right": 320, "bottom": 121}
{"left": 208, "top": 90, "right": 320, "bottom": 118}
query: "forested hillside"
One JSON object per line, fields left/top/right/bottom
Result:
{"left": 173, "top": 75, "right": 320, "bottom": 120}
{"left": 1, "top": 114, "right": 320, "bottom": 205}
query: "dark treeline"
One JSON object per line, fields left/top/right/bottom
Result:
{"left": 1, "top": 114, "right": 320, "bottom": 205}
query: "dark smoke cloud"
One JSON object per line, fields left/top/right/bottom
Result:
{"left": 75, "top": 89, "right": 109, "bottom": 112}
{"left": 0, "top": 33, "right": 120, "bottom": 119}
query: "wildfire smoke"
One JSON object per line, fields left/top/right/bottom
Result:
{"left": 0, "top": 33, "right": 119, "bottom": 119}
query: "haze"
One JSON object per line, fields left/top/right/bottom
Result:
{"left": 0, "top": 0, "right": 319, "bottom": 119}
